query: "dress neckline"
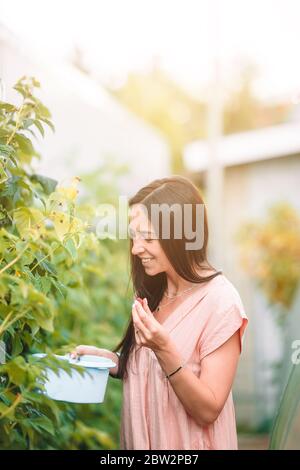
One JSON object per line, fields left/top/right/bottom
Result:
{"left": 155, "top": 272, "right": 224, "bottom": 328}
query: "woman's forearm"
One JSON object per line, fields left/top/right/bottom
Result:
{"left": 154, "top": 341, "right": 219, "bottom": 426}
{"left": 94, "top": 348, "right": 120, "bottom": 378}
{"left": 109, "top": 352, "right": 120, "bottom": 378}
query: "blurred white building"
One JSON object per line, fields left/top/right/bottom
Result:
{"left": 0, "top": 24, "right": 171, "bottom": 197}
{"left": 184, "top": 122, "right": 300, "bottom": 430}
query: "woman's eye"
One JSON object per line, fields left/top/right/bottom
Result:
{"left": 145, "top": 239, "right": 153, "bottom": 243}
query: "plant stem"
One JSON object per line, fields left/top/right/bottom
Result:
{"left": 30, "top": 252, "right": 51, "bottom": 272}
{"left": 0, "top": 309, "right": 30, "bottom": 336}
{"left": 0, "top": 244, "right": 29, "bottom": 275}
{"left": 0, "top": 310, "right": 13, "bottom": 335}
{"left": 0, "top": 393, "right": 22, "bottom": 420}
{"left": 6, "top": 103, "right": 24, "bottom": 146}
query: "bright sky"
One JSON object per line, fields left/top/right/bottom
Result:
{"left": 1, "top": 0, "right": 300, "bottom": 102}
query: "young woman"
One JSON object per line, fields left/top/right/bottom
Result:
{"left": 71, "top": 175, "right": 248, "bottom": 450}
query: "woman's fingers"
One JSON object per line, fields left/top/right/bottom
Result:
{"left": 132, "top": 302, "right": 144, "bottom": 331}
{"left": 69, "top": 345, "right": 87, "bottom": 358}
{"left": 135, "top": 301, "right": 153, "bottom": 330}
{"left": 142, "top": 298, "right": 153, "bottom": 316}
{"left": 132, "top": 302, "right": 150, "bottom": 346}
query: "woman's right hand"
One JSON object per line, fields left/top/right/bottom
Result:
{"left": 70, "top": 345, "right": 101, "bottom": 359}
{"left": 69, "top": 345, "right": 119, "bottom": 378}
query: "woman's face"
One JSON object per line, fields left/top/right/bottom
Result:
{"left": 129, "top": 203, "right": 171, "bottom": 276}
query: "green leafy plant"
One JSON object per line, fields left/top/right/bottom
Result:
{"left": 0, "top": 77, "right": 130, "bottom": 449}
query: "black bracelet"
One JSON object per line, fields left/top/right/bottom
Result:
{"left": 165, "top": 365, "right": 183, "bottom": 379}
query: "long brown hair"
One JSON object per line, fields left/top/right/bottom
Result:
{"left": 112, "top": 175, "right": 222, "bottom": 380}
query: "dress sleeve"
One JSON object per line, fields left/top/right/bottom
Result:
{"left": 198, "top": 299, "right": 248, "bottom": 362}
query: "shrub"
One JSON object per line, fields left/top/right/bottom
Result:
{"left": 0, "top": 77, "right": 130, "bottom": 449}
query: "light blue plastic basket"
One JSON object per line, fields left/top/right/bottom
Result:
{"left": 32, "top": 353, "right": 116, "bottom": 404}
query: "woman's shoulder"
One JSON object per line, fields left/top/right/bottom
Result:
{"left": 197, "top": 272, "right": 248, "bottom": 359}
{"left": 204, "top": 272, "right": 245, "bottom": 314}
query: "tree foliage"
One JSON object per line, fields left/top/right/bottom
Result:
{"left": 237, "top": 202, "right": 300, "bottom": 321}
{"left": 108, "top": 64, "right": 291, "bottom": 174}
{"left": 0, "top": 77, "right": 129, "bottom": 449}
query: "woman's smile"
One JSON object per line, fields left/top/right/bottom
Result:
{"left": 140, "top": 257, "right": 155, "bottom": 265}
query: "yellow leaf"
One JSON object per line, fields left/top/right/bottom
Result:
{"left": 56, "top": 176, "right": 81, "bottom": 201}
{"left": 51, "top": 212, "right": 70, "bottom": 241}
{"left": 13, "top": 207, "right": 44, "bottom": 237}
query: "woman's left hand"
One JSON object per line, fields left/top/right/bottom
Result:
{"left": 132, "top": 298, "right": 172, "bottom": 352}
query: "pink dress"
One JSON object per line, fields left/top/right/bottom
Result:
{"left": 120, "top": 273, "right": 248, "bottom": 450}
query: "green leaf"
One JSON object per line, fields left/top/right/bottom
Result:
{"left": 0, "top": 101, "right": 17, "bottom": 113}
{"left": 40, "top": 259, "right": 57, "bottom": 277}
{"left": 11, "top": 335, "right": 23, "bottom": 357}
{"left": 35, "top": 101, "right": 52, "bottom": 119}
{"left": 23, "top": 119, "right": 34, "bottom": 130}
{"left": 64, "top": 238, "right": 77, "bottom": 261}
{"left": 13, "top": 207, "right": 41, "bottom": 236}
{"left": 5, "top": 357, "right": 27, "bottom": 385}
{"left": 13, "top": 84, "right": 27, "bottom": 99}
{"left": 39, "top": 117, "right": 55, "bottom": 132}
{"left": 39, "top": 276, "right": 52, "bottom": 295}
{"left": 33, "top": 120, "right": 45, "bottom": 137}
{"left": 30, "top": 174, "right": 57, "bottom": 195}
{"left": 27, "top": 416, "right": 56, "bottom": 436}
{"left": 34, "top": 312, "right": 54, "bottom": 332}
{"left": 0, "top": 143, "right": 15, "bottom": 158}
{"left": 0, "top": 402, "right": 15, "bottom": 420}
{"left": 51, "top": 278, "right": 66, "bottom": 300}
{"left": 14, "top": 133, "right": 35, "bottom": 155}
{"left": 1, "top": 175, "right": 21, "bottom": 198}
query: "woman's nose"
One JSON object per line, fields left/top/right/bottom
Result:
{"left": 131, "top": 240, "right": 145, "bottom": 256}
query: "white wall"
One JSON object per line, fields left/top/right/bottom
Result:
{"left": 223, "top": 153, "right": 300, "bottom": 427}
{"left": 0, "top": 29, "right": 171, "bottom": 197}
